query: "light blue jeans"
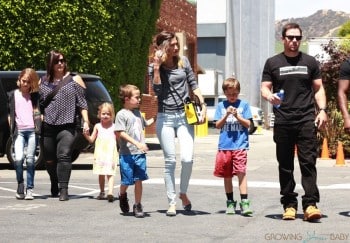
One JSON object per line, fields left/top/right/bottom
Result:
{"left": 14, "top": 129, "right": 37, "bottom": 189}
{"left": 156, "top": 111, "right": 194, "bottom": 205}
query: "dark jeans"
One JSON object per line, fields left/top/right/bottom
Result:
{"left": 273, "top": 121, "right": 320, "bottom": 210}
{"left": 42, "top": 123, "right": 76, "bottom": 189}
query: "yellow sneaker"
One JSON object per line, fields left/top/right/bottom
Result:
{"left": 282, "top": 207, "right": 296, "bottom": 220}
{"left": 303, "top": 205, "right": 322, "bottom": 221}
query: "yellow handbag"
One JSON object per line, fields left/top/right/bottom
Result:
{"left": 184, "top": 96, "right": 201, "bottom": 125}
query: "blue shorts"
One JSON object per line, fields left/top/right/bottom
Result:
{"left": 119, "top": 154, "right": 149, "bottom": 185}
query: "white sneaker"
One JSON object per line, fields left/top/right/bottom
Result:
{"left": 166, "top": 205, "right": 176, "bottom": 216}
{"left": 25, "top": 189, "right": 34, "bottom": 200}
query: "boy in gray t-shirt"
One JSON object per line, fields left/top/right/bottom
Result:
{"left": 115, "top": 84, "right": 154, "bottom": 218}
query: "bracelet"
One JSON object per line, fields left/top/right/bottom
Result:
{"left": 319, "top": 108, "right": 327, "bottom": 112}
{"left": 200, "top": 102, "right": 207, "bottom": 106}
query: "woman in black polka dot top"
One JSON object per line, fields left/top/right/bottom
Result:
{"left": 39, "top": 50, "right": 90, "bottom": 201}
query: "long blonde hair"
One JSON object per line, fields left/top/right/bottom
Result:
{"left": 151, "top": 31, "right": 184, "bottom": 68}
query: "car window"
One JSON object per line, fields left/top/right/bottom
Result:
{"left": 1, "top": 77, "right": 18, "bottom": 92}
{"left": 0, "top": 81, "right": 8, "bottom": 124}
{"left": 84, "top": 78, "right": 112, "bottom": 125}
{"left": 218, "top": 98, "right": 225, "bottom": 103}
{"left": 84, "top": 79, "right": 111, "bottom": 102}
{"left": 204, "top": 98, "right": 215, "bottom": 106}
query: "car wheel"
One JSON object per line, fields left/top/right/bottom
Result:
{"left": 249, "top": 120, "right": 257, "bottom": 135}
{"left": 6, "top": 136, "right": 45, "bottom": 169}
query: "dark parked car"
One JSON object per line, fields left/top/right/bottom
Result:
{"left": 0, "top": 71, "right": 112, "bottom": 169}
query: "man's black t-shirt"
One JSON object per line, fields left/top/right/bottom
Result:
{"left": 262, "top": 52, "right": 321, "bottom": 125}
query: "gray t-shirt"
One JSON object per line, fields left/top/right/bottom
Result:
{"left": 115, "top": 108, "right": 146, "bottom": 155}
{"left": 149, "top": 56, "right": 199, "bottom": 112}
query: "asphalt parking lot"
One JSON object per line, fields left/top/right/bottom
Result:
{"left": 1, "top": 128, "right": 350, "bottom": 242}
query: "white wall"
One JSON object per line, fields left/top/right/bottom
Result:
{"left": 197, "top": 0, "right": 275, "bottom": 108}
{"left": 197, "top": 0, "right": 226, "bottom": 24}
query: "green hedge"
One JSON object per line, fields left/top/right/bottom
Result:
{"left": 0, "top": 0, "right": 161, "bottom": 110}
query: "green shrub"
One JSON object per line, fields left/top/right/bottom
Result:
{"left": 319, "top": 40, "right": 350, "bottom": 157}
{"left": 0, "top": 0, "right": 161, "bottom": 110}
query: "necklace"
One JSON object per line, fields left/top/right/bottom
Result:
{"left": 53, "top": 78, "right": 61, "bottom": 85}
{"left": 163, "top": 63, "right": 177, "bottom": 70}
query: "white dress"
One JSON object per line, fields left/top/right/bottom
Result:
{"left": 93, "top": 123, "right": 118, "bottom": 175}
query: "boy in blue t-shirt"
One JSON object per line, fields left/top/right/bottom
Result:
{"left": 213, "top": 77, "right": 253, "bottom": 216}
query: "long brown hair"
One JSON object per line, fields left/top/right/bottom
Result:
{"left": 45, "top": 50, "right": 68, "bottom": 83}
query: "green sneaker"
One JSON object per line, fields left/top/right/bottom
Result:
{"left": 240, "top": 199, "right": 253, "bottom": 216}
{"left": 226, "top": 200, "right": 237, "bottom": 215}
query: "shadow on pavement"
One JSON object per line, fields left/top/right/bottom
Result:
{"left": 157, "top": 209, "right": 211, "bottom": 216}
{"left": 265, "top": 213, "right": 326, "bottom": 223}
{"left": 0, "top": 163, "right": 11, "bottom": 170}
{"left": 72, "top": 164, "right": 93, "bottom": 170}
{"left": 339, "top": 211, "right": 350, "bottom": 217}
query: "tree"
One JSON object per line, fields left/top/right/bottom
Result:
{"left": 0, "top": 0, "right": 161, "bottom": 108}
{"left": 338, "top": 20, "right": 350, "bottom": 38}
{"left": 319, "top": 40, "right": 350, "bottom": 157}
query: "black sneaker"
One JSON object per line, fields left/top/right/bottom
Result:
{"left": 51, "top": 183, "right": 59, "bottom": 197}
{"left": 119, "top": 193, "right": 129, "bottom": 213}
{"left": 133, "top": 203, "right": 144, "bottom": 218}
{"left": 16, "top": 183, "right": 25, "bottom": 199}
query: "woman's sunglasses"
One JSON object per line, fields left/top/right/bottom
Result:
{"left": 54, "top": 58, "right": 66, "bottom": 65}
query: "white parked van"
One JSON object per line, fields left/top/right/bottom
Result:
{"left": 205, "top": 96, "right": 264, "bottom": 134}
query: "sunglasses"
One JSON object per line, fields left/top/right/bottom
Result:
{"left": 54, "top": 58, "right": 66, "bottom": 64}
{"left": 285, "top": 35, "right": 302, "bottom": 41}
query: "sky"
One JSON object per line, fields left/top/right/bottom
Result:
{"left": 275, "top": 0, "right": 350, "bottom": 20}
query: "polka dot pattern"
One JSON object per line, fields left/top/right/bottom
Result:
{"left": 39, "top": 76, "right": 88, "bottom": 125}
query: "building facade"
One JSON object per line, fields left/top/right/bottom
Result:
{"left": 197, "top": 0, "right": 275, "bottom": 109}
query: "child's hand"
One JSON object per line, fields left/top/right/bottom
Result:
{"left": 136, "top": 142, "right": 149, "bottom": 153}
{"left": 227, "top": 106, "right": 238, "bottom": 117}
{"left": 83, "top": 130, "right": 90, "bottom": 139}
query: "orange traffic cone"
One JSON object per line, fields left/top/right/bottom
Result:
{"left": 320, "top": 138, "right": 330, "bottom": 159}
{"left": 335, "top": 141, "right": 346, "bottom": 166}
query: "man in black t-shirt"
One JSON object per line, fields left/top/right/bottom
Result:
{"left": 338, "top": 59, "right": 350, "bottom": 133}
{"left": 261, "top": 23, "right": 328, "bottom": 222}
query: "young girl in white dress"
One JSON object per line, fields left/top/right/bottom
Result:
{"left": 84, "top": 102, "right": 118, "bottom": 202}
